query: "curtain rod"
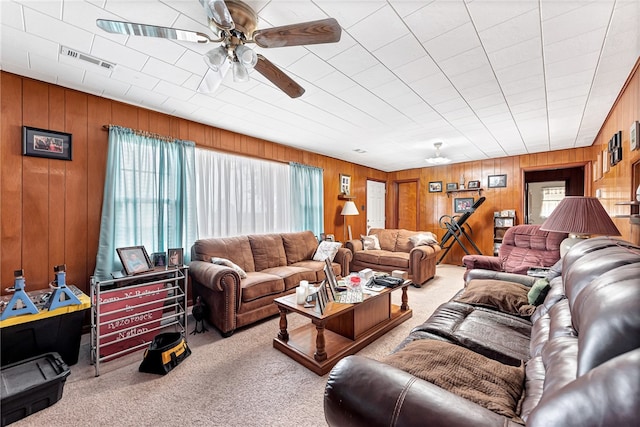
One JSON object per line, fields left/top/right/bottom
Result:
{"left": 102, "top": 124, "right": 178, "bottom": 143}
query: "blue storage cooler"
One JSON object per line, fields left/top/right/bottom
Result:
{"left": 0, "top": 352, "right": 70, "bottom": 426}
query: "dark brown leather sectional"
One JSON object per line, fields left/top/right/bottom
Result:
{"left": 324, "top": 237, "right": 640, "bottom": 426}
{"left": 189, "top": 231, "right": 351, "bottom": 337}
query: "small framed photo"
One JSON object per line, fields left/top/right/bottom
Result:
{"left": 488, "top": 174, "right": 507, "bottom": 188}
{"left": 454, "top": 197, "right": 474, "bottom": 213}
{"left": 22, "top": 126, "right": 72, "bottom": 161}
{"left": 467, "top": 180, "right": 480, "bottom": 189}
{"left": 429, "top": 181, "right": 442, "bottom": 193}
{"left": 339, "top": 174, "right": 351, "bottom": 195}
{"left": 446, "top": 182, "right": 458, "bottom": 191}
{"left": 151, "top": 252, "right": 166, "bottom": 267}
{"left": 631, "top": 120, "right": 639, "bottom": 151}
{"left": 167, "top": 248, "right": 184, "bottom": 267}
{"left": 117, "top": 246, "right": 153, "bottom": 275}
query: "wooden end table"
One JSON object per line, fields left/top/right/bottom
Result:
{"left": 273, "top": 282, "right": 412, "bottom": 375}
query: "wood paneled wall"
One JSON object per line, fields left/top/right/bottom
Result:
{"left": 0, "top": 72, "right": 385, "bottom": 295}
{"left": 1, "top": 58, "right": 637, "bottom": 293}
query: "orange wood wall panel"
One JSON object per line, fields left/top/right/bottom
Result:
{"left": 1, "top": 61, "right": 637, "bottom": 291}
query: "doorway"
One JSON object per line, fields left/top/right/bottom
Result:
{"left": 523, "top": 165, "right": 585, "bottom": 224}
{"left": 366, "top": 180, "right": 386, "bottom": 233}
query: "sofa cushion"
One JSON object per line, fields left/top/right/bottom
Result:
{"left": 211, "top": 257, "right": 247, "bottom": 278}
{"left": 370, "top": 228, "right": 398, "bottom": 251}
{"left": 528, "top": 279, "right": 550, "bottom": 305}
{"left": 383, "top": 340, "right": 525, "bottom": 420}
{"left": 241, "top": 272, "right": 285, "bottom": 302}
{"left": 353, "top": 250, "right": 409, "bottom": 269}
{"left": 192, "top": 235, "right": 256, "bottom": 272}
{"left": 395, "top": 229, "right": 417, "bottom": 252}
{"left": 456, "top": 279, "right": 536, "bottom": 317}
{"left": 249, "top": 234, "right": 287, "bottom": 271}
{"left": 361, "top": 234, "right": 381, "bottom": 250}
{"left": 409, "top": 232, "right": 438, "bottom": 247}
{"left": 281, "top": 231, "right": 318, "bottom": 264}
{"left": 261, "top": 266, "right": 316, "bottom": 290}
{"left": 313, "top": 241, "right": 342, "bottom": 261}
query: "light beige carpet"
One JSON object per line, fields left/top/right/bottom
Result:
{"left": 10, "top": 265, "right": 465, "bottom": 427}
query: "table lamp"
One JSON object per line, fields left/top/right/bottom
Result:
{"left": 540, "top": 196, "right": 620, "bottom": 256}
{"left": 341, "top": 201, "right": 359, "bottom": 241}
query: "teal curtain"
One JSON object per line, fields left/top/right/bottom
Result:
{"left": 94, "top": 126, "right": 197, "bottom": 278}
{"left": 290, "top": 162, "right": 324, "bottom": 237}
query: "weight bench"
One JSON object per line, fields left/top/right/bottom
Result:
{"left": 437, "top": 196, "right": 485, "bottom": 264}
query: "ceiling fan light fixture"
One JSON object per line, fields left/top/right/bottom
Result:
{"left": 425, "top": 142, "right": 451, "bottom": 165}
{"left": 232, "top": 61, "right": 250, "bottom": 82}
{"left": 203, "top": 46, "right": 228, "bottom": 71}
{"left": 235, "top": 44, "right": 257, "bottom": 69}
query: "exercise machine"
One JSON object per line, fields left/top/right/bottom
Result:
{"left": 437, "top": 196, "right": 485, "bottom": 264}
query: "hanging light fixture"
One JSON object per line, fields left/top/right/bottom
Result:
{"left": 235, "top": 44, "right": 257, "bottom": 69}
{"left": 232, "top": 61, "right": 249, "bottom": 82}
{"left": 425, "top": 142, "right": 451, "bottom": 165}
{"left": 203, "top": 45, "right": 228, "bottom": 71}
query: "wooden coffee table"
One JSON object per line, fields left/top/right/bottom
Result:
{"left": 273, "top": 282, "right": 412, "bottom": 375}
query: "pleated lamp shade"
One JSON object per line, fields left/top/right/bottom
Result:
{"left": 341, "top": 201, "right": 359, "bottom": 216}
{"left": 540, "top": 196, "right": 620, "bottom": 256}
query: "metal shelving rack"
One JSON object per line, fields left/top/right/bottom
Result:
{"left": 90, "top": 267, "right": 188, "bottom": 376}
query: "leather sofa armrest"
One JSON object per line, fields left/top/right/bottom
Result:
{"left": 189, "top": 260, "right": 240, "bottom": 292}
{"left": 465, "top": 269, "right": 538, "bottom": 287}
{"left": 334, "top": 247, "right": 353, "bottom": 276}
{"left": 462, "top": 254, "right": 502, "bottom": 272}
{"left": 345, "top": 239, "right": 363, "bottom": 253}
{"left": 409, "top": 244, "right": 440, "bottom": 258}
{"left": 325, "top": 356, "right": 516, "bottom": 427}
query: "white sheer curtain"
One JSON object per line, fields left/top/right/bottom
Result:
{"left": 195, "top": 148, "right": 292, "bottom": 238}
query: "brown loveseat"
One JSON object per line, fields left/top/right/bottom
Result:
{"left": 345, "top": 228, "right": 441, "bottom": 287}
{"left": 189, "top": 231, "right": 351, "bottom": 337}
{"left": 324, "top": 237, "right": 640, "bottom": 426}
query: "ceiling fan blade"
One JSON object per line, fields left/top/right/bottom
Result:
{"left": 253, "top": 18, "right": 341, "bottom": 48}
{"left": 197, "top": 59, "right": 231, "bottom": 93}
{"left": 254, "top": 54, "right": 305, "bottom": 98}
{"left": 96, "top": 19, "right": 221, "bottom": 43}
{"left": 199, "top": 0, "right": 234, "bottom": 31}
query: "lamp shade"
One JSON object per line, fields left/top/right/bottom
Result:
{"left": 540, "top": 196, "right": 621, "bottom": 256}
{"left": 540, "top": 196, "right": 620, "bottom": 236}
{"left": 341, "top": 201, "right": 359, "bottom": 216}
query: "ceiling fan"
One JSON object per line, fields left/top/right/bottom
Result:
{"left": 96, "top": 0, "right": 341, "bottom": 98}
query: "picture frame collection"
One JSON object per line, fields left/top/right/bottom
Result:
{"left": 116, "top": 245, "right": 184, "bottom": 276}
{"left": 427, "top": 177, "right": 505, "bottom": 193}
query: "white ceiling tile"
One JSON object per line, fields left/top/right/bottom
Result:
{"left": 257, "top": 1, "right": 328, "bottom": 27}
{"left": 404, "top": 1, "right": 469, "bottom": 43}
{"left": 18, "top": 0, "right": 61, "bottom": 20}
{"left": 1, "top": 1, "right": 24, "bottom": 31}
{"left": 467, "top": 0, "right": 538, "bottom": 32}
{"left": 30, "top": 51, "right": 85, "bottom": 82}
{"left": 372, "top": 35, "right": 425, "bottom": 71}
{"left": 348, "top": 5, "right": 407, "bottom": 52}
{"left": 306, "top": 32, "right": 357, "bottom": 61}
{"left": 327, "top": 44, "right": 378, "bottom": 76}
{"left": 488, "top": 38, "right": 542, "bottom": 71}
{"left": 125, "top": 36, "right": 187, "bottom": 65}
{"left": 23, "top": 6, "right": 93, "bottom": 53}
{"left": 287, "top": 52, "right": 335, "bottom": 82}
{"left": 352, "top": 63, "right": 396, "bottom": 89}
{"left": 542, "top": 1, "right": 614, "bottom": 45}
{"left": 478, "top": 9, "right": 540, "bottom": 54}
{"left": 102, "top": 1, "right": 181, "bottom": 26}
{"left": 423, "top": 23, "right": 480, "bottom": 62}
{"left": 84, "top": 71, "right": 131, "bottom": 99}
{"left": 314, "top": 0, "right": 385, "bottom": 29}
{"left": 91, "top": 35, "right": 149, "bottom": 71}
{"left": 393, "top": 55, "right": 440, "bottom": 84}
{"left": 314, "top": 71, "right": 357, "bottom": 94}
{"left": 142, "top": 57, "right": 191, "bottom": 85}
{"left": 110, "top": 66, "right": 160, "bottom": 91}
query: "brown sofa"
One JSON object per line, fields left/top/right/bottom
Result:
{"left": 324, "top": 237, "right": 640, "bottom": 426}
{"left": 189, "top": 231, "right": 351, "bottom": 337}
{"left": 345, "top": 228, "right": 441, "bottom": 287}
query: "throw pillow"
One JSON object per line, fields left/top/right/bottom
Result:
{"left": 361, "top": 234, "right": 381, "bottom": 250}
{"left": 211, "top": 257, "right": 247, "bottom": 279}
{"left": 312, "top": 241, "right": 342, "bottom": 261}
{"left": 528, "top": 278, "right": 550, "bottom": 306}
{"left": 455, "top": 279, "right": 536, "bottom": 317}
{"left": 409, "top": 232, "right": 438, "bottom": 247}
{"left": 383, "top": 340, "right": 525, "bottom": 421}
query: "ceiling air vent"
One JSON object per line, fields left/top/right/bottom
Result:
{"left": 60, "top": 46, "right": 115, "bottom": 70}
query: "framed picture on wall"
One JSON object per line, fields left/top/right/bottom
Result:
{"left": 467, "top": 180, "right": 480, "bottom": 189}
{"left": 446, "top": 182, "right": 458, "bottom": 191}
{"left": 429, "top": 181, "right": 442, "bottom": 193}
{"left": 488, "top": 174, "right": 507, "bottom": 188}
{"left": 454, "top": 197, "right": 474, "bottom": 213}
{"left": 339, "top": 174, "right": 351, "bottom": 195}
{"left": 22, "top": 126, "right": 72, "bottom": 161}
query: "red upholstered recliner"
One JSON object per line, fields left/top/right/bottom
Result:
{"left": 462, "top": 224, "right": 566, "bottom": 279}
